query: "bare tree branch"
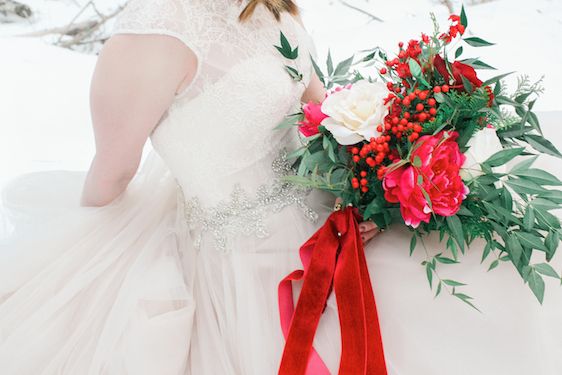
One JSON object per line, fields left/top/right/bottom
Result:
{"left": 440, "top": 0, "right": 455, "bottom": 14}
{"left": 16, "top": 3, "right": 124, "bottom": 49}
{"left": 339, "top": 0, "right": 384, "bottom": 23}
{"left": 0, "top": 0, "right": 32, "bottom": 21}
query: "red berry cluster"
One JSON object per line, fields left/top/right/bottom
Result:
{"left": 349, "top": 136, "right": 391, "bottom": 192}
{"left": 439, "top": 15, "right": 465, "bottom": 44}
{"left": 380, "top": 86, "right": 444, "bottom": 145}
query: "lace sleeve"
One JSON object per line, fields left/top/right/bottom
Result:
{"left": 112, "top": 0, "right": 205, "bottom": 95}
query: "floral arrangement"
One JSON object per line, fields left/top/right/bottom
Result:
{"left": 276, "top": 7, "right": 562, "bottom": 308}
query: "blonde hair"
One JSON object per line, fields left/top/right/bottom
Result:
{"left": 239, "top": 0, "right": 299, "bottom": 22}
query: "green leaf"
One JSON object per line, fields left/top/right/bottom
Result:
{"left": 527, "top": 270, "right": 545, "bottom": 304}
{"left": 453, "top": 292, "right": 481, "bottom": 312}
{"left": 506, "top": 235, "right": 523, "bottom": 267}
{"left": 488, "top": 259, "right": 499, "bottom": 271}
{"left": 523, "top": 206, "right": 535, "bottom": 231}
{"left": 515, "top": 169, "right": 562, "bottom": 186}
{"left": 495, "top": 95, "right": 524, "bottom": 107}
{"left": 545, "top": 230, "right": 559, "bottom": 261}
{"left": 326, "top": 50, "right": 334, "bottom": 76}
{"left": 530, "top": 198, "right": 559, "bottom": 210}
{"left": 310, "top": 56, "right": 326, "bottom": 86}
{"left": 481, "top": 72, "right": 514, "bottom": 87}
{"left": 274, "top": 113, "right": 303, "bottom": 130}
{"left": 524, "top": 134, "right": 562, "bottom": 158}
{"left": 534, "top": 263, "right": 560, "bottom": 279}
{"left": 408, "top": 59, "right": 430, "bottom": 87}
{"left": 515, "top": 232, "right": 548, "bottom": 252}
{"left": 425, "top": 262, "right": 433, "bottom": 288}
{"left": 483, "top": 147, "right": 525, "bottom": 167}
{"left": 333, "top": 55, "right": 354, "bottom": 78}
{"left": 534, "top": 208, "right": 561, "bottom": 229}
{"left": 460, "top": 5, "right": 468, "bottom": 28}
{"left": 481, "top": 242, "right": 493, "bottom": 263}
{"left": 463, "top": 37, "right": 495, "bottom": 47}
{"left": 285, "top": 65, "right": 303, "bottom": 81}
{"left": 505, "top": 178, "right": 546, "bottom": 195}
{"left": 435, "top": 281, "right": 442, "bottom": 297}
{"left": 435, "top": 255, "right": 459, "bottom": 264}
{"left": 446, "top": 215, "right": 465, "bottom": 254}
{"left": 410, "top": 233, "right": 417, "bottom": 256}
{"left": 455, "top": 46, "right": 463, "bottom": 59}
{"left": 442, "top": 279, "right": 466, "bottom": 287}
{"left": 460, "top": 58, "right": 496, "bottom": 70}
{"left": 510, "top": 155, "right": 539, "bottom": 173}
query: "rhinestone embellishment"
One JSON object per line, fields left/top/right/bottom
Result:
{"left": 177, "top": 148, "right": 320, "bottom": 252}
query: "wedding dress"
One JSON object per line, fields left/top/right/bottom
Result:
{"left": 1, "top": 0, "right": 562, "bottom": 374}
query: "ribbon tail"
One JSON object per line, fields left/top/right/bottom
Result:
{"left": 278, "top": 215, "right": 339, "bottom": 375}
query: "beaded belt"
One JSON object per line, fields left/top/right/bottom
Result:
{"left": 176, "top": 148, "right": 320, "bottom": 252}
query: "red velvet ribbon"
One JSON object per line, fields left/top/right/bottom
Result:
{"left": 278, "top": 206, "right": 387, "bottom": 375}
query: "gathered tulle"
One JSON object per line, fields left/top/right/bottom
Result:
{"left": 0, "top": 151, "right": 197, "bottom": 375}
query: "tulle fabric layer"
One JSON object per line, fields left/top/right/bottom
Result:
{"left": 0, "top": 152, "right": 197, "bottom": 375}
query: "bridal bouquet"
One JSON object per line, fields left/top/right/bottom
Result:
{"left": 275, "top": 8, "right": 561, "bottom": 375}
{"left": 276, "top": 7, "right": 562, "bottom": 306}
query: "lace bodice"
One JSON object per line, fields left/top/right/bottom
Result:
{"left": 112, "top": 0, "right": 319, "bottom": 250}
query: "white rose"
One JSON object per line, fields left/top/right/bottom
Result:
{"left": 320, "top": 81, "right": 389, "bottom": 145}
{"left": 460, "top": 126, "right": 506, "bottom": 181}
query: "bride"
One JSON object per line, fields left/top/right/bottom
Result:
{"left": 1, "top": 0, "right": 561, "bottom": 374}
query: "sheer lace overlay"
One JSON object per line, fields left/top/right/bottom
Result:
{"left": 113, "top": 0, "right": 318, "bottom": 251}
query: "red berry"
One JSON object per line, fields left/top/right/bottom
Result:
{"left": 384, "top": 123, "right": 392, "bottom": 131}
{"left": 377, "top": 125, "right": 383, "bottom": 132}
{"left": 400, "top": 118, "right": 408, "bottom": 126}
{"left": 380, "top": 68, "right": 387, "bottom": 74}
{"left": 414, "top": 124, "right": 423, "bottom": 133}
{"left": 433, "top": 86, "right": 442, "bottom": 93}
{"left": 428, "top": 98, "right": 437, "bottom": 106}
{"left": 360, "top": 171, "right": 367, "bottom": 177}
{"left": 404, "top": 112, "right": 411, "bottom": 119}
{"left": 429, "top": 107, "right": 437, "bottom": 115}
{"left": 419, "top": 91, "right": 428, "bottom": 100}
{"left": 361, "top": 186, "right": 369, "bottom": 193}
{"left": 442, "top": 85, "right": 450, "bottom": 93}
{"left": 402, "top": 98, "right": 411, "bottom": 106}
{"left": 353, "top": 155, "right": 360, "bottom": 163}
{"left": 416, "top": 103, "right": 424, "bottom": 112}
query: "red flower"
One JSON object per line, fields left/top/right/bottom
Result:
{"left": 396, "top": 62, "right": 411, "bottom": 79}
{"left": 298, "top": 101, "right": 328, "bottom": 137}
{"left": 434, "top": 55, "right": 483, "bottom": 91}
{"left": 439, "top": 14, "right": 466, "bottom": 44}
{"left": 382, "top": 131, "right": 469, "bottom": 228}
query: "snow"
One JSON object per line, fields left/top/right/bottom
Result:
{"left": 0, "top": 0, "right": 561, "bottom": 189}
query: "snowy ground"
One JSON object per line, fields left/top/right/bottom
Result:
{"left": 0, "top": 0, "right": 561, "bottom": 188}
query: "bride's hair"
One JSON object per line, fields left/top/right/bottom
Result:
{"left": 239, "top": 0, "right": 299, "bottom": 22}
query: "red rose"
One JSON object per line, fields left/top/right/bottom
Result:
{"left": 383, "top": 131, "right": 469, "bottom": 228}
{"left": 434, "top": 55, "right": 483, "bottom": 91}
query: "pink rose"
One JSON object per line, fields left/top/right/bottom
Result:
{"left": 383, "top": 131, "right": 469, "bottom": 228}
{"left": 298, "top": 101, "right": 328, "bottom": 137}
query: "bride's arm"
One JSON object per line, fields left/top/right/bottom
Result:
{"left": 80, "top": 34, "right": 197, "bottom": 207}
